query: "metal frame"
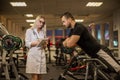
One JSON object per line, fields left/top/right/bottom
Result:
{"left": 0, "top": 50, "right": 19, "bottom": 80}
{"left": 58, "top": 49, "right": 115, "bottom": 80}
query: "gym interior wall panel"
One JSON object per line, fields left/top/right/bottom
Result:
{"left": 7, "top": 20, "right": 12, "bottom": 34}
{"left": 55, "top": 29, "right": 63, "bottom": 45}
{"left": 11, "top": 22, "right": 14, "bottom": 35}
{"left": 1, "top": 16, "right": 7, "bottom": 29}
{"left": 15, "top": 25, "right": 18, "bottom": 36}
{"left": 95, "top": 24, "right": 101, "bottom": 43}
{"left": 109, "top": 22, "right": 114, "bottom": 48}
{"left": 19, "top": 26, "right": 22, "bottom": 38}
{"left": 118, "top": 30, "right": 120, "bottom": 58}
{"left": 14, "top": 25, "right": 17, "bottom": 36}
{"left": 16, "top": 26, "right": 19, "bottom": 36}
{"left": 100, "top": 24, "right": 105, "bottom": 45}
{"left": 12, "top": 23, "right": 16, "bottom": 36}
{"left": 1, "top": 16, "right": 6, "bottom": 25}
{"left": 0, "top": 16, "right": 1, "bottom": 22}
{"left": 113, "top": 31, "right": 118, "bottom": 47}
{"left": 104, "top": 23, "right": 109, "bottom": 46}
{"left": 113, "top": 9, "right": 120, "bottom": 31}
{"left": 113, "top": 8, "right": 120, "bottom": 57}
{"left": 20, "top": 26, "right": 25, "bottom": 40}
{"left": 65, "top": 28, "right": 70, "bottom": 37}
{"left": 16, "top": 25, "right": 20, "bottom": 37}
{"left": 52, "top": 30, "right": 55, "bottom": 45}
{"left": 19, "top": 26, "right": 22, "bottom": 39}
{"left": 47, "top": 30, "right": 52, "bottom": 37}
{"left": 63, "top": 29, "right": 65, "bottom": 38}
{"left": 55, "top": 29, "right": 63, "bottom": 37}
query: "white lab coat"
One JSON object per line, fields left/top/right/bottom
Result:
{"left": 25, "top": 28, "right": 47, "bottom": 74}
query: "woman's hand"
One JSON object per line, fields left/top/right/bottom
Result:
{"left": 31, "top": 40, "right": 40, "bottom": 47}
{"left": 42, "top": 41, "right": 48, "bottom": 49}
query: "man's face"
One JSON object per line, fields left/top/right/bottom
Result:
{"left": 61, "top": 16, "right": 71, "bottom": 28}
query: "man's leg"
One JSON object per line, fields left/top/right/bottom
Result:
{"left": 96, "top": 49, "right": 120, "bottom": 73}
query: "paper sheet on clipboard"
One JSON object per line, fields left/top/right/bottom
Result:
{"left": 37, "top": 38, "right": 48, "bottom": 47}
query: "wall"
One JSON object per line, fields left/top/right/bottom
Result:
{"left": 0, "top": 15, "right": 26, "bottom": 40}
{"left": 113, "top": 9, "right": 120, "bottom": 57}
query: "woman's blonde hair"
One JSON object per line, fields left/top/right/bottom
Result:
{"left": 30, "top": 15, "right": 46, "bottom": 37}
{"left": 31, "top": 15, "right": 45, "bottom": 29}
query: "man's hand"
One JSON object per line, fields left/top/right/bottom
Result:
{"left": 63, "top": 41, "right": 67, "bottom": 47}
{"left": 63, "top": 35, "right": 80, "bottom": 48}
{"left": 63, "top": 38, "right": 70, "bottom": 47}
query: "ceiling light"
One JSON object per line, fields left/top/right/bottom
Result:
{"left": 26, "top": 19, "right": 35, "bottom": 22}
{"left": 30, "top": 23, "right": 34, "bottom": 26}
{"left": 75, "top": 19, "right": 84, "bottom": 22}
{"left": 86, "top": 2, "right": 103, "bottom": 7}
{"left": 25, "top": 14, "right": 33, "bottom": 17}
{"left": 10, "top": 2, "right": 27, "bottom": 7}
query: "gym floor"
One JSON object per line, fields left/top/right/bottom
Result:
{"left": 19, "top": 64, "right": 86, "bottom": 80}
{"left": 0, "top": 50, "right": 77, "bottom": 80}
{"left": 18, "top": 53, "right": 87, "bottom": 80}
{"left": 0, "top": 64, "right": 63, "bottom": 80}
{"left": 19, "top": 64, "right": 64, "bottom": 80}
{"left": 0, "top": 50, "right": 90, "bottom": 80}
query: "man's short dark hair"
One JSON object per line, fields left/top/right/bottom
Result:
{"left": 61, "top": 12, "right": 75, "bottom": 20}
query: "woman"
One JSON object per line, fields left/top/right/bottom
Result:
{"left": 25, "top": 15, "right": 47, "bottom": 80}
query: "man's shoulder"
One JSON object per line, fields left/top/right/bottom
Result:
{"left": 74, "top": 23, "right": 86, "bottom": 31}
{"left": 75, "top": 23, "right": 85, "bottom": 28}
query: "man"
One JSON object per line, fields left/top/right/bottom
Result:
{"left": 61, "top": 12, "right": 120, "bottom": 79}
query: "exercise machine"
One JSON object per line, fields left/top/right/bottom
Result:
{"left": 0, "top": 23, "right": 28, "bottom": 80}
{"left": 58, "top": 47, "right": 117, "bottom": 80}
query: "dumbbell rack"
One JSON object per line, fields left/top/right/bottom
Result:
{"left": 1, "top": 50, "right": 19, "bottom": 80}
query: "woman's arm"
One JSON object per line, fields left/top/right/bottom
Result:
{"left": 25, "top": 29, "right": 40, "bottom": 48}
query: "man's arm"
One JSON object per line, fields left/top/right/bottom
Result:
{"left": 63, "top": 35, "right": 80, "bottom": 48}
{"left": 63, "top": 38, "right": 70, "bottom": 47}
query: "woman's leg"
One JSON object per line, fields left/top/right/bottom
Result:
{"left": 32, "top": 74, "right": 38, "bottom": 80}
{"left": 38, "top": 74, "right": 42, "bottom": 80}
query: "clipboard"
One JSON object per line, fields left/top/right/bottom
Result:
{"left": 37, "top": 38, "right": 48, "bottom": 47}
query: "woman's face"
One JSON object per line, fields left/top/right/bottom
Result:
{"left": 36, "top": 18, "right": 45, "bottom": 29}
